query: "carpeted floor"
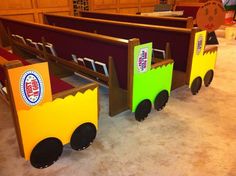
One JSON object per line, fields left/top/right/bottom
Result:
{"left": 0, "top": 37, "right": 236, "bottom": 176}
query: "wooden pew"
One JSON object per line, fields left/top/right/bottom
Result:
{"left": 77, "top": 10, "right": 194, "bottom": 29}
{"left": 43, "top": 13, "right": 218, "bottom": 95}
{"left": 0, "top": 17, "right": 174, "bottom": 121}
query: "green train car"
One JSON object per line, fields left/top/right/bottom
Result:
{"left": 131, "top": 43, "right": 173, "bottom": 121}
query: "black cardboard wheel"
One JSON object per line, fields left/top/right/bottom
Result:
{"left": 191, "top": 77, "right": 202, "bottom": 95}
{"left": 135, "top": 99, "right": 152, "bottom": 122}
{"left": 204, "top": 70, "right": 214, "bottom": 87}
{"left": 30, "top": 137, "right": 63, "bottom": 169}
{"left": 154, "top": 90, "right": 169, "bottom": 111}
{"left": 70, "top": 123, "right": 97, "bottom": 151}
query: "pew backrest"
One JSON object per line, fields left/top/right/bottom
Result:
{"left": 44, "top": 14, "right": 196, "bottom": 74}
{"left": 77, "top": 11, "right": 194, "bottom": 29}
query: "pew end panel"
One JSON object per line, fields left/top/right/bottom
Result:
{"left": 188, "top": 30, "right": 218, "bottom": 95}
{"left": 3, "top": 61, "right": 99, "bottom": 168}
{"left": 108, "top": 56, "right": 129, "bottom": 117}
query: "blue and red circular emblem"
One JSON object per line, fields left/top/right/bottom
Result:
{"left": 20, "top": 71, "right": 44, "bottom": 106}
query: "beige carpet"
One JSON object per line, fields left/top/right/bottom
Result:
{"left": 0, "top": 37, "right": 236, "bottom": 176}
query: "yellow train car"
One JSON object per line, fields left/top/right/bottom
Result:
{"left": 189, "top": 30, "right": 218, "bottom": 94}
{"left": 3, "top": 61, "right": 98, "bottom": 168}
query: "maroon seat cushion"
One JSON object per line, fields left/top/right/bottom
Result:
{"left": 49, "top": 76, "right": 74, "bottom": 94}
{"left": 0, "top": 47, "right": 74, "bottom": 94}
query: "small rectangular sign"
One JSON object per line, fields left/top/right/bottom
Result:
{"left": 134, "top": 43, "right": 152, "bottom": 74}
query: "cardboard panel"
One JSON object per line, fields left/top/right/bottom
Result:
{"left": 7, "top": 62, "right": 52, "bottom": 110}
{"left": 189, "top": 30, "right": 217, "bottom": 87}
{"left": 132, "top": 43, "right": 173, "bottom": 111}
{"left": 18, "top": 87, "right": 98, "bottom": 160}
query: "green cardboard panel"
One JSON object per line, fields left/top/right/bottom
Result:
{"left": 132, "top": 43, "right": 173, "bottom": 112}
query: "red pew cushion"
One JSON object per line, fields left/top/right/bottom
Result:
{"left": 0, "top": 47, "right": 74, "bottom": 94}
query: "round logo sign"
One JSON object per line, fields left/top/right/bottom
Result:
{"left": 137, "top": 48, "right": 148, "bottom": 73}
{"left": 196, "top": 35, "right": 203, "bottom": 55}
{"left": 20, "top": 70, "right": 44, "bottom": 106}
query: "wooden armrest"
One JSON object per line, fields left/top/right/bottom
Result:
{"left": 151, "top": 59, "right": 174, "bottom": 69}
{"left": 0, "top": 56, "right": 8, "bottom": 66}
{"left": 52, "top": 82, "right": 98, "bottom": 100}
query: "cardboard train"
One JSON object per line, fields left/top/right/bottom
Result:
{"left": 0, "top": 4, "right": 221, "bottom": 168}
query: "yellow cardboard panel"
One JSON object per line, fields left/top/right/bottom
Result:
{"left": 189, "top": 30, "right": 217, "bottom": 87}
{"left": 17, "top": 88, "right": 98, "bottom": 160}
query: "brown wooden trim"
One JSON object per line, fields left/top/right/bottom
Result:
{"left": 3, "top": 60, "right": 25, "bottom": 157}
{"left": 52, "top": 83, "right": 98, "bottom": 100}
{"left": 0, "top": 8, "right": 71, "bottom": 16}
{"left": 44, "top": 13, "right": 192, "bottom": 34}
{"left": 186, "top": 17, "right": 194, "bottom": 28}
{"left": 45, "top": 53, "right": 109, "bottom": 83}
{"left": 0, "top": 91, "right": 9, "bottom": 104}
{"left": 127, "top": 38, "right": 140, "bottom": 110}
{"left": 12, "top": 40, "right": 43, "bottom": 56}
{"left": 165, "top": 42, "right": 171, "bottom": 59}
